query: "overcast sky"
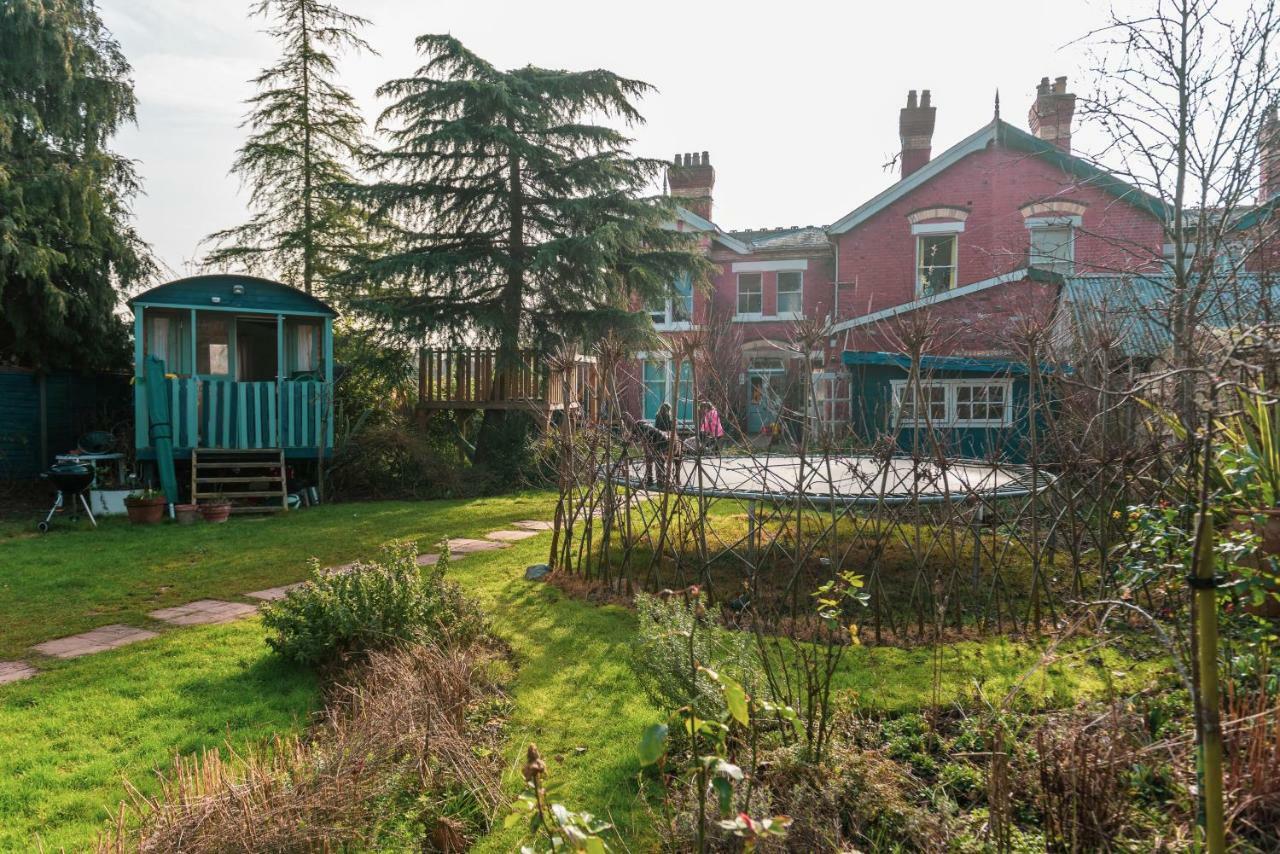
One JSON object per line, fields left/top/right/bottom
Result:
{"left": 103, "top": 0, "right": 1127, "bottom": 281}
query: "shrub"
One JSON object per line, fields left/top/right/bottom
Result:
{"left": 98, "top": 640, "right": 506, "bottom": 853}
{"left": 632, "top": 588, "right": 762, "bottom": 720}
{"left": 327, "top": 418, "right": 466, "bottom": 500}
{"left": 261, "top": 540, "right": 482, "bottom": 667}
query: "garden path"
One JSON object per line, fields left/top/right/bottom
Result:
{"left": 0, "top": 520, "right": 554, "bottom": 684}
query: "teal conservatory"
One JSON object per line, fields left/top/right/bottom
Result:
{"left": 128, "top": 275, "right": 336, "bottom": 510}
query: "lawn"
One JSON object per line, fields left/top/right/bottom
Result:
{"left": 0, "top": 495, "right": 1168, "bottom": 850}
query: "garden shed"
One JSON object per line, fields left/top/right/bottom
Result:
{"left": 843, "top": 351, "right": 1044, "bottom": 462}
{"left": 128, "top": 275, "right": 336, "bottom": 508}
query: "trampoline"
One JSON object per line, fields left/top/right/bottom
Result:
{"left": 611, "top": 454, "right": 1048, "bottom": 507}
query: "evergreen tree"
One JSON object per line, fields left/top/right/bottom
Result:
{"left": 204, "top": 0, "right": 372, "bottom": 297}
{"left": 0, "top": 0, "right": 153, "bottom": 370}
{"left": 350, "top": 36, "right": 711, "bottom": 463}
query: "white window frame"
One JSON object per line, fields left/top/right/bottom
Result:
{"left": 736, "top": 272, "right": 763, "bottom": 318}
{"left": 776, "top": 270, "right": 804, "bottom": 319}
{"left": 915, "top": 231, "right": 959, "bottom": 297}
{"left": 1026, "top": 216, "right": 1079, "bottom": 275}
{"left": 889, "top": 378, "right": 1014, "bottom": 428}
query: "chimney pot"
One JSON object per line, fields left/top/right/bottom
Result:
{"left": 1029, "top": 75, "right": 1076, "bottom": 153}
{"left": 899, "top": 87, "right": 937, "bottom": 179}
{"left": 666, "top": 147, "right": 716, "bottom": 220}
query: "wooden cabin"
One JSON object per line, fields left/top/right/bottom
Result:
{"left": 128, "top": 275, "right": 336, "bottom": 509}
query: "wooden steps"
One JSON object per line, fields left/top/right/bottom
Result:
{"left": 190, "top": 448, "right": 288, "bottom": 514}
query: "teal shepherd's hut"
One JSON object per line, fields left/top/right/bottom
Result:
{"left": 128, "top": 275, "right": 336, "bottom": 506}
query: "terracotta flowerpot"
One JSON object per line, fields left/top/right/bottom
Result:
{"left": 199, "top": 501, "right": 232, "bottom": 524}
{"left": 175, "top": 504, "right": 200, "bottom": 526}
{"left": 124, "top": 496, "right": 166, "bottom": 525}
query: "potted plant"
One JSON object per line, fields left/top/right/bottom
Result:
{"left": 174, "top": 503, "right": 200, "bottom": 525}
{"left": 198, "top": 496, "right": 232, "bottom": 524}
{"left": 124, "top": 489, "right": 166, "bottom": 525}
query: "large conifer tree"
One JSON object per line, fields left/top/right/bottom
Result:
{"left": 204, "top": 0, "right": 372, "bottom": 297}
{"left": 350, "top": 36, "right": 711, "bottom": 462}
{"left": 0, "top": 0, "right": 152, "bottom": 370}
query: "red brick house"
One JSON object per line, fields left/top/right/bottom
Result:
{"left": 621, "top": 77, "right": 1171, "bottom": 436}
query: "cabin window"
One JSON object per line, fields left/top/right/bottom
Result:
{"left": 891, "top": 379, "right": 1013, "bottom": 427}
{"left": 196, "top": 313, "right": 231, "bottom": 376}
{"left": 143, "top": 310, "right": 191, "bottom": 375}
{"left": 1029, "top": 224, "right": 1075, "bottom": 274}
{"left": 776, "top": 271, "right": 803, "bottom": 316}
{"left": 285, "top": 320, "right": 322, "bottom": 378}
{"left": 916, "top": 234, "right": 957, "bottom": 296}
{"left": 737, "top": 273, "right": 763, "bottom": 316}
{"left": 236, "top": 317, "right": 278, "bottom": 381}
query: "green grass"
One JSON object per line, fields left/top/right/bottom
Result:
{"left": 0, "top": 492, "right": 555, "bottom": 658}
{"left": 0, "top": 619, "right": 317, "bottom": 851}
{"left": 0, "top": 495, "right": 1171, "bottom": 851}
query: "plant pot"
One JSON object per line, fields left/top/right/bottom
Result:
{"left": 199, "top": 501, "right": 232, "bottom": 524}
{"left": 124, "top": 496, "right": 166, "bottom": 525}
{"left": 175, "top": 503, "right": 200, "bottom": 526}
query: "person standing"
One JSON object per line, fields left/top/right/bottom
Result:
{"left": 699, "top": 400, "right": 725, "bottom": 455}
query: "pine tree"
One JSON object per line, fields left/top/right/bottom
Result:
{"left": 349, "top": 36, "right": 712, "bottom": 463}
{"left": 204, "top": 0, "right": 372, "bottom": 297}
{"left": 0, "top": 0, "right": 153, "bottom": 370}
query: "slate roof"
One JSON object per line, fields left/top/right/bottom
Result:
{"left": 726, "top": 225, "right": 829, "bottom": 252}
{"left": 1051, "top": 273, "right": 1279, "bottom": 359}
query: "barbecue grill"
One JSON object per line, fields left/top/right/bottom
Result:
{"left": 38, "top": 462, "right": 98, "bottom": 533}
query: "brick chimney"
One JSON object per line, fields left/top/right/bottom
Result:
{"left": 667, "top": 151, "right": 715, "bottom": 221}
{"left": 1261, "top": 105, "right": 1280, "bottom": 201}
{"left": 899, "top": 90, "right": 936, "bottom": 179}
{"left": 1028, "top": 76, "right": 1076, "bottom": 152}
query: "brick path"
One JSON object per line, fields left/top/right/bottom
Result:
{"left": 4, "top": 519, "right": 552, "bottom": 685}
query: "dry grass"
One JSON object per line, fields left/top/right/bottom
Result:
{"left": 95, "top": 641, "right": 507, "bottom": 853}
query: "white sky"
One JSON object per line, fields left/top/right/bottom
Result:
{"left": 103, "top": 0, "right": 1126, "bottom": 280}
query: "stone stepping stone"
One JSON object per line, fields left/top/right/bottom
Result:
{"left": 486, "top": 529, "right": 539, "bottom": 542}
{"left": 446, "top": 537, "right": 509, "bottom": 554}
{"left": 149, "top": 599, "right": 258, "bottom": 626}
{"left": 416, "top": 553, "right": 441, "bottom": 566}
{"left": 512, "top": 519, "right": 555, "bottom": 531}
{"left": 245, "top": 582, "right": 308, "bottom": 602}
{"left": 0, "top": 661, "right": 37, "bottom": 684}
{"left": 33, "top": 624, "right": 158, "bottom": 659}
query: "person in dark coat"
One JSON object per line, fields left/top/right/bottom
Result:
{"left": 627, "top": 409, "right": 672, "bottom": 487}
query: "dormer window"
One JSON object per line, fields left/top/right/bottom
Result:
{"left": 908, "top": 206, "right": 968, "bottom": 297}
{"left": 1022, "top": 200, "right": 1086, "bottom": 275}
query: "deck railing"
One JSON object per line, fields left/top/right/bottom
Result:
{"left": 418, "top": 348, "right": 545, "bottom": 409}
{"left": 136, "top": 377, "right": 331, "bottom": 452}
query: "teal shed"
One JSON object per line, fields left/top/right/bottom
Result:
{"left": 843, "top": 351, "right": 1053, "bottom": 463}
{"left": 128, "top": 275, "right": 336, "bottom": 463}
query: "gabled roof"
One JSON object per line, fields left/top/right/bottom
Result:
{"left": 1052, "top": 273, "right": 1279, "bottom": 358}
{"left": 129, "top": 274, "right": 338, "bottom": 317}
{"left": 674, "top": 205, "right": 752, "bottom": 254}
{"left": 827, "top": 119, "right": 1168, "bottom": 235}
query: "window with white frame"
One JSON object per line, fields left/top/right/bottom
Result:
{"left": 1029, "top": 223, "right": 1075, "bottom": 274}
{"left": 737, "top": 273, "right": 763, "bottom": 315}
{"left": 891, "top": 379, "right": 1013, "bottom": 427}
{"left": 648, "top": 273, "right": 694, "bottom": 326}
{"left": 916, "top": 234, "right": 957, "bottom": 295}
{"left": 776, "top": 271, "right": 803, "bottom": 316}
{"left": 641, "top": 358, "right": 694, "bottom": 421}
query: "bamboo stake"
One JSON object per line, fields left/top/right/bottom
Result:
{"left": 1191, "top": 509, "right": 1226, "bottom": 853}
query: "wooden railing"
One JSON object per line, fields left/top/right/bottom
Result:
{"left": 137, "top": 377, "right": 331, "bottom": 452}
{"left": 418, "top": 348, "right": 545, "bottom": 409}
